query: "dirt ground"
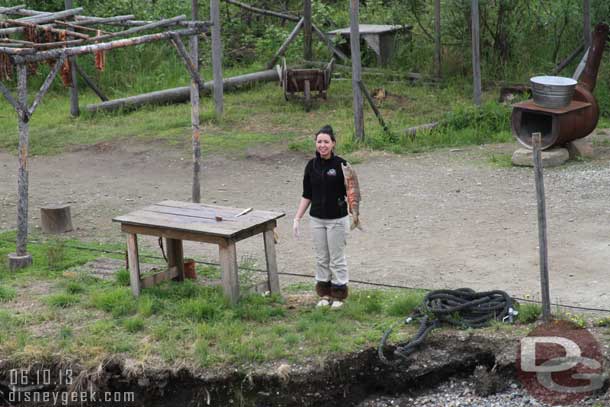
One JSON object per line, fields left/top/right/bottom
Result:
{"left": 1, "top": 133, "right": 610, "bottom": 310}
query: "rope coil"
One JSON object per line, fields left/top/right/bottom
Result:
{"left": 379, "top": 288, "right": 515, "bottom": 364}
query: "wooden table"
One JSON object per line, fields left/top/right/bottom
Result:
{"left": 327, "top": 24, "right": 412, "bottom": 66}
{"left": 113, "top": 201, "right": 285, "bottom": 304}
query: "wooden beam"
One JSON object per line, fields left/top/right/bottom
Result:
{"left": 0, "top": 81, "right": 27, "bottom": 117}
{"left": 191, "top": 0, "right": 201, "bottom": 204}
{"left": 303, "top": 0, "right": 312, "bottom": 61}
{"left": 349, "top": 0, "right": 364, "bottom": 141}
{"left": 0, "top": 5, "right": 26, "bottom": 15}
{"left": 169, "top": 34, "right": 205, "bottom": 90}
{"left": 14, "top": 28, "right": 201, "bottom": 64}
{"left": 74, "top": 15, "right": 136, "bottom": 25}
{"left": 93, "top": 15, "right": 187, "bottom": 42}
{"left": 28, "top": 54, "right": 66, "bottom": 117}
{"left": 358, "top": 80, "right": 388, "bottom": 133}
{"left": 223, "top": 0, "right": 300, "bottom": 22}
{"left": 434, "top": 0, "right": 441, "bottom": 79}
{"left": 85, "top": 69, "right": 279, "bottom": 112}
{"left": 126, "top": 233, "right": 141, "bottom": 296}
{"left": 0, "top": 21, "right": 90, "bottom": 40}
{"left": 74, "top": 62, "right": 109, "bottom": 101}
{"left": 211, "top": 0, "right": 224, "bottom": 117}
{"left": 263, "top": 228, "right": 280, "bottom": 294}
{"left": 311, "top": 23, "right": 349, "bottom": 62}
{"left": 17, "top": 7, "right": 83, "bottom": 24}
{"left": 219, "top": 240, "right": 240, "bottom": 304}
{"left": 552, "top": 43, "right": 585, "bottom": 75}
{"left": 266, "top": 18, "right": 304, "bottom": 69}
{"left": 65, "top": 0, "right": 80, "bottom": 118}
{"left": 471, "top": 0, "right": 482, "bottom": 106}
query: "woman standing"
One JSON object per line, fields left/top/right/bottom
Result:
{"left": 293, "top": 125, "right": 350, "bottom": 308}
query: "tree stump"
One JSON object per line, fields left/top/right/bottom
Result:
{"left": 40, "top": 205, "right": 73, "bottom": 234}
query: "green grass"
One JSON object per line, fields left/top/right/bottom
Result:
{"left": 0, "top": 285, "right": 17, "bottom": 302}
{"left": 45, "top": 293, "right": 80, "bottom": 308}
{"left": 0, "top": 66, "right": 522, "bottom": 158}
{"left": 517, "top": 303, "right": 542, "bottom": 324}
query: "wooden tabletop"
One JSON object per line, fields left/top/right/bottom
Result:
{"left": 113, "top": 200, "right": 285, "bottom": 239}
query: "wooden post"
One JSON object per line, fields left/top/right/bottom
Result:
{"left": 191, "top": 0, "right": 201, "bottom": 203}
{"left": 14, "top": 64, "right": 31, "bottom": 263}
{"left": 434, "top": 0, "right": 441, "bottom": 79}
{"left": 166, "top": 238, "right": 185, "bottom": 281}
{"left": 349, "top": 0, "right": 365, "bottom": 141}
{"left": 303, "top": 0, "right": 312, "bottom": 61}
{"left": 471, "top": 0, "right": 482, "bottom": 106}
{"left": 211, "top": 0, "right": 224, "bottom": 117}
{"left": 532, "top": 132, "right": 551, "bottom": 321}
{"left": 583, "top": 0, "right": 591, "bottom": 48}
{"left": 219, "top": 240, "right": 240, "bottom": 304}
{"left": 266, "top": 18, "right": 304, "bottom": 69}
{"left": 126, "top": 233, "right": 141, "bottom": 296}
{"left": 65, "top": 0, "right": 80, "bottom": 117}
{"left": 263, "top": 228, "right": 280, "bottom": 294}
{"left": 40, "top": 205, "right": 73, "bottom": 234}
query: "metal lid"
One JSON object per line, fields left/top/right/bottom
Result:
{"left": 530, "top": 76, "right": 577, "bottom": 86}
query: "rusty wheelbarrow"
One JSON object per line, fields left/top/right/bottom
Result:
{"left": 277, "top": 58, "right": 335, "bottom": 110}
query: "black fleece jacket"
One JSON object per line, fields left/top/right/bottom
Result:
{"left": 302, "top": 152, "right": 348, "bottom": 219}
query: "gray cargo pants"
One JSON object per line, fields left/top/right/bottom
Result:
{"left": 309, "top": 215, "right": 349, "bottom": 285}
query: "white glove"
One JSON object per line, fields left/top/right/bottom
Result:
{"left": 293, "top": 218, "right": 301, "bottom": 238}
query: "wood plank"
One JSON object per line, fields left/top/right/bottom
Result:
{"left": 157, "top": 200, "right": 285, "bottom": 220}
{"left": 146, "top": 203, "right": 278, "bottom": 224}
{"left": 471, "top": 0, "right": 482, "bottom": 106}
{"left": 121, "top": 224, "right": 228, "bottom": 245}
{"left": 114, "top": 210, "right": 238, "bottom": 236}
{"left": 166, "top": 238, "right": 185, "bottom": 281}
{"left": 219, "top": 240, "right": 240, "bottom": 304}
{"left": 263, "top": 228, "right": 280, "bottom": 294}
{"left": 140, "top": 266, "right": 179, "bottom": 289}
{"left": 232, "top": 220, "right": 276, "bottom": 243}
{"left": 126, "top": 233, "right": 141, "bottom": 296}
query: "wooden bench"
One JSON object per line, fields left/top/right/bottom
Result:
{"left": 113, "top": 200, "right": 285, "bottom": 304}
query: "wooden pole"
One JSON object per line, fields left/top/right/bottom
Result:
{"left": 349, "top": 0, "right": 364, "bottom": 141}
{"left": 358, "top": 80, "right": 388, "bottom": 133}
{"left": 73, "top": 62, "right": 109, "bottom": 101}
{"left": 434, "top": 0, "right": 441, "bottom": 79}
{"left": 311, "top": 23, "right": 349, "bottom": 62}
{"left": 191, "top": 0, "right": 201, "bottom": 203}
{"left": 532, "top": 132, "right": 551, "bottom": 321}
{"left": 303, "top": 0, "right": 312, "bottom": 61}
{"left": 266, "top": 18, "right": 304, "bottom": 69}
{"left": 16, "top": 63, "right": 30, "bottom": 258}
{"left": 65, "top": 0, "right": 79, "bottom": 117}
{"left": 471, "top": 0, "right": 481, "bottom": 106}
{"left": 211, "top": 0, "right": 224, "bottom": 117}
{"left": 223, "top": 0, "right": 299, "bottom": 22}
{"left": 583, "top": 0, "right": 591, "bottom": 49}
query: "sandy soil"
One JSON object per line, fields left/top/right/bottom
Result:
{"left": 1, "top": 134, "right": 610, "bottom": 309}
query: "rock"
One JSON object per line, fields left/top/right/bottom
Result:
{"left": 511, "top": 147, "right": 569, "bottom": 167}
{"left": 566, "top": 138, "right": 595, "bottom": 159}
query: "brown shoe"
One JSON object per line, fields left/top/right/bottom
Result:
{"left": 315, "top": 281, "right": 331, "bottom": 297}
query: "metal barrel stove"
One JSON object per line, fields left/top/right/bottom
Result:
{"left": 511, "top": 23, "right": 609, "bottom": 150}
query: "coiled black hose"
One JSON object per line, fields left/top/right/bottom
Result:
{"left": 379, "top": 288, "right": 514, "bottom": 364}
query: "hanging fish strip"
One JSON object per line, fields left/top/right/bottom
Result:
{"left": 94, "top": 30, "right": 106, "bottom": 71}
{"left": 23, "top": 25, "right": 40, "bottom": 75}
{"left": 0, "top": 53, "right": 12, "bottom": 81}
{"left": 58, "top": 31, "right": 72, "bottom": 87}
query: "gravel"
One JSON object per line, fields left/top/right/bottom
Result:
{"left": 357, "top": 376, "right": 610, "bottom": 407}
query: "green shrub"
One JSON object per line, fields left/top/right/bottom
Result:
{"left": 115, "top": 269, "right": 131, "bottom": 286}
{"left": 0, "top": 285, "right": 16, "bottom": 302}
{"left": 517, "top": 303, "right": 542, "bottom": 324}
{"left": 123, "top": 317, "right": 145, "bottom": 333}
{"left": 46, "top": 293, "right": 80, "bottom": 308}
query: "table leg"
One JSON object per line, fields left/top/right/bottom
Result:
{"left": 166, "top": 238, "right": 185, "bottom": 281}
{"left": 263, "top": 228, "right": 280, "bottom": 294}
{"left": 126, "top": 233, "right": 141, "bottom": 296}
{"left": 219, "top": 240, "right": 239, "bottom": 304}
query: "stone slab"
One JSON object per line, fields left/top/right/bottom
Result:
{"left": 512, "top": 147, "right": 569, "bottom": 167}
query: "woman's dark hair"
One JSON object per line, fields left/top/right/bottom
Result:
{"left": 315, "top": 125, "right": 335, "bottom": 142}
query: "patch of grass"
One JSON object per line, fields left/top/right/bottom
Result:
{"left": 0, "top": 285, "right": 16, "bottom": 302}
{"left": 123, "top": 317, "right": 145, "bottom": 333}
{"left": 487, "top": 153, "right": 513, "bottom": 168}
{"left": 385, "top": 290, "right": 427, "bottom": 317}
{"left": 233, "top": 294, "right": 285, "bottom": 322}
{"left": 115, "top": 269, "right": 130, "bottom": 286}
{"left": 517, "top": 303, "right": 542, "bottom": 324}
{"left": 179, "top": 297, "right": 226, "bottom": 322}
{"left": 595, "top": 316, "right": 610, "bottom": 327}
{"left": 90, "top": 287, "right": 137, "bottom": 317}
{"left": 46, "top": 293, "right": 80, "bottom": 308}
{"left": 137, "top": 295, "right": 159, "bottom": 317}
{"left": 65, "top": 281, "right": 86, "bottom": 294}
{"left": 46, "top": 239, "right": 66, "bottom": 271}
{"left": 283, "top": 281, "right": 314, "bottom": 293}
